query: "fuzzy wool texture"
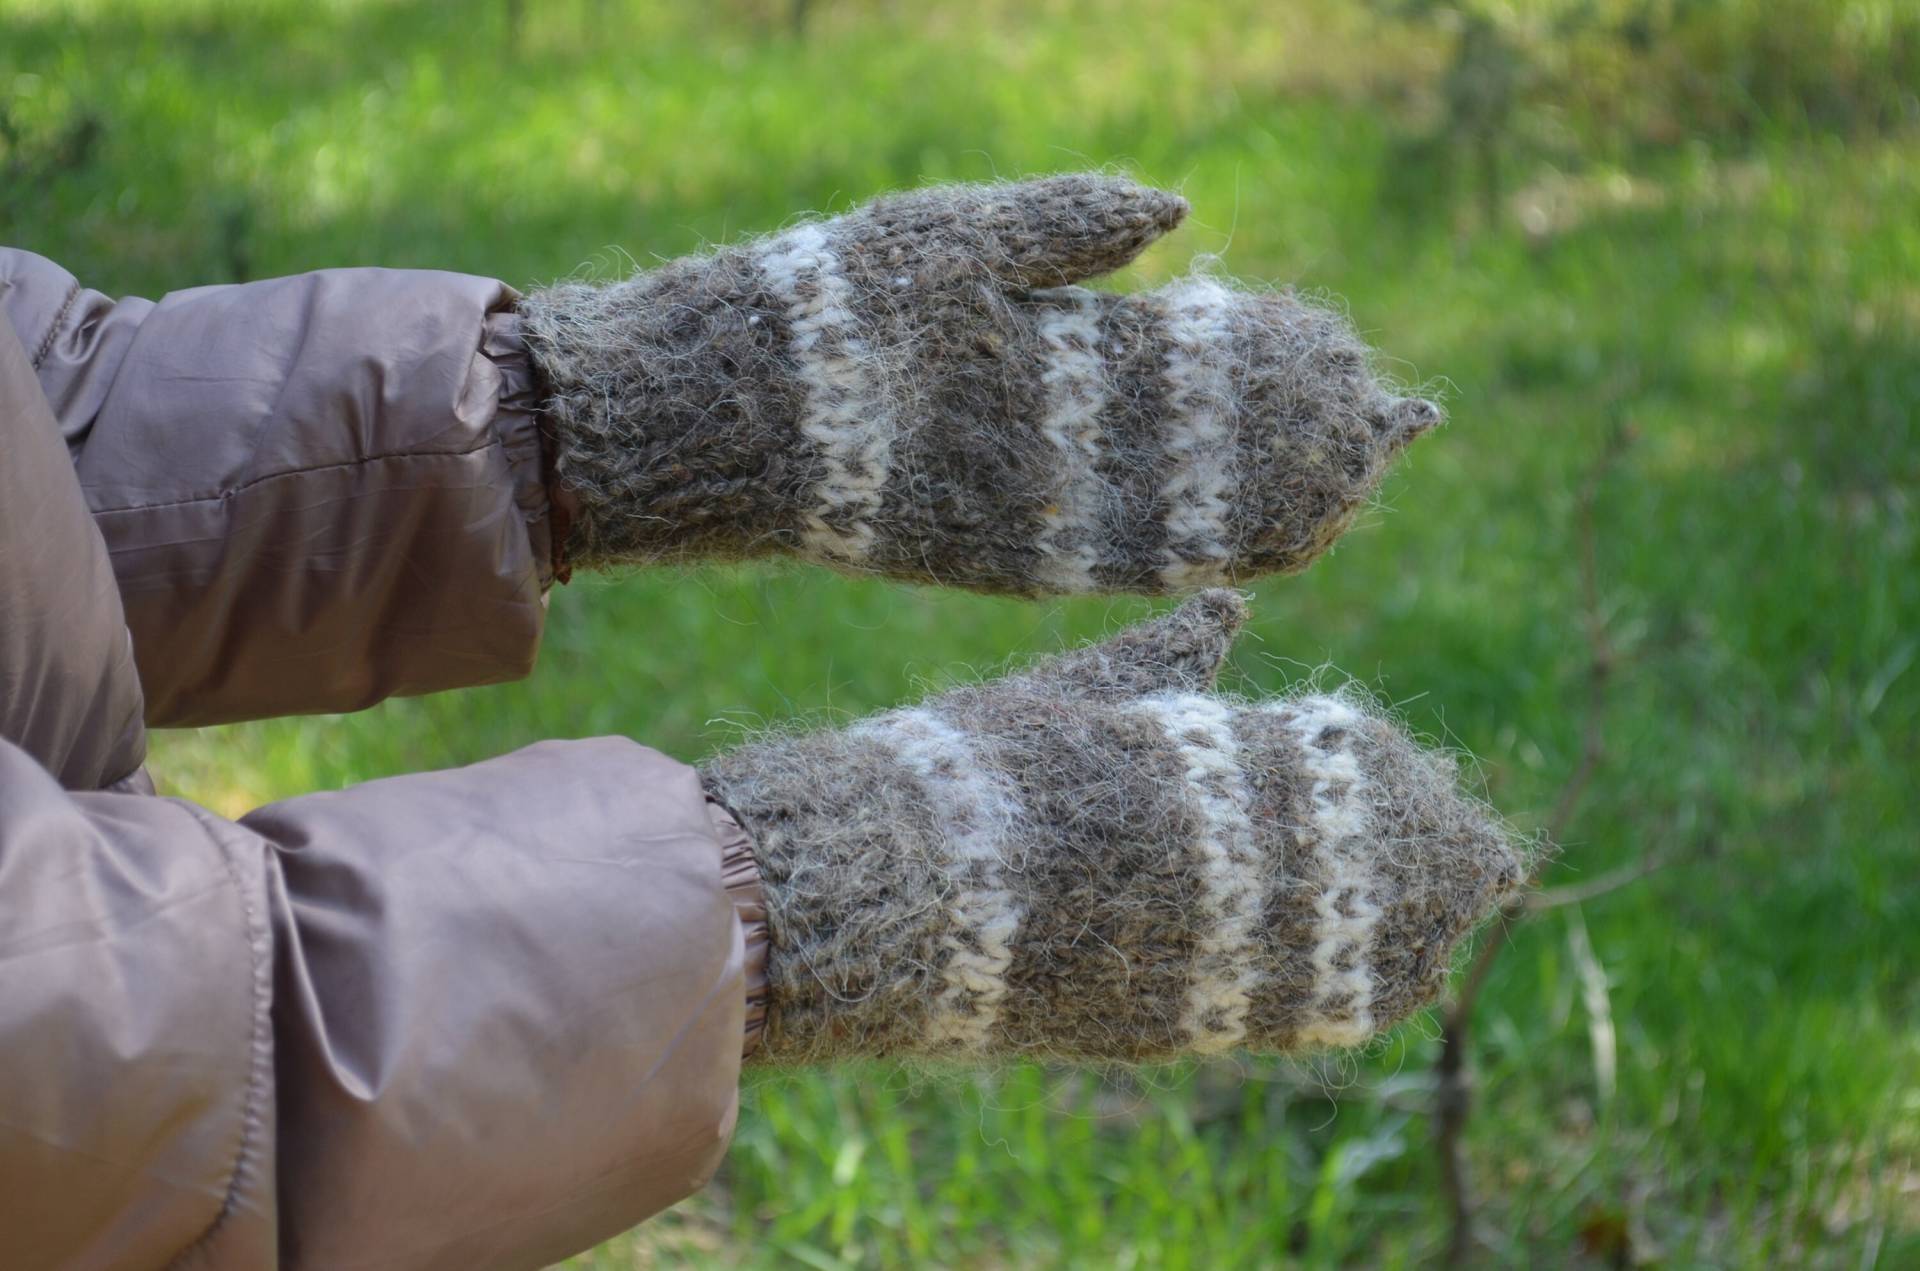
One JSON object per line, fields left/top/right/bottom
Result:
{"left": 522, "top": 173, "right": 1442, "bottom": 595}
{"left": 702, "top": 592, "right": 1526, "bottom": 1065}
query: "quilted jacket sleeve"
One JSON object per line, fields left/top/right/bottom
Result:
{"left": 0, "top": 254, "right": 767, "bottom": 1269}
{"left": 0, "top": 735, "right": 752, "bottom": 1271}
{"left": 0, "top": 247, "right": 556, "bottom": 727}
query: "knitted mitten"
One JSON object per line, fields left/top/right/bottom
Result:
{"left": 702, "top": 592, "right": 1524, "bottom": 1064}
{"left": 522, "top": 174, "right": 1440, "bottom": 595}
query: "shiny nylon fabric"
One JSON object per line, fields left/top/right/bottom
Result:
{"left": 0, "top": 739, "right": 278, "bottom": 1268}
{"left": 0, "top": 737, "right": 748, "bottom": 1271}
{"left": 10, "top": 252, "right": 556, "bottom": 726}
{"left": 0, "top": 253, "right": 759, "bottom": 1268}
{"left": 0, "top": 312, "right": 145, "bottom": 789}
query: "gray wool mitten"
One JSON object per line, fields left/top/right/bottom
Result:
{"left": 702, "top": 592, "right": 1524, "bottom": 1065}
{"left": 522, "top": 174, "right": 1441, "bottom": 595}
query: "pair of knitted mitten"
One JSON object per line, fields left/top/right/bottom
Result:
{"left": 522, "top": 173, "right": 1439, "bottom": 595}
{"left": 702, "top": 592, "right": 1523, "bottom": 1064}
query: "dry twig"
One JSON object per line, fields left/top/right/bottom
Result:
{"left": 1433, "top": 423, "right": 1650, "bottom": 1266}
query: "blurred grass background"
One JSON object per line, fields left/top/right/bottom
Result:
{"left": 4, "top": 0, "right": 1917, "bottom": 1264}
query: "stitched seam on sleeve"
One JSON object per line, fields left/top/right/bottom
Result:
{"left": 164, "top": 805, "right": 276, "bottom": 1271}
{"left": 89, "top": 439, "right": 502, "bottom": 516}
{"left": 29, "top": 280, "right": 82, "bottom": 371}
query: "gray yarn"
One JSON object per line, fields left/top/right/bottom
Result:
{"left": 522, "top": 173, "right": 1440, "bottom": 595}
{"left": 703, "top": 591, "right": 1524, "bottom": 1065}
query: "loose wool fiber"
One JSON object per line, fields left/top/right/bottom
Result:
{"left": 523, "top": 173, "right": 1441, "bottom": 596}
{"left": 703, "top": 592, "right": 1525, "bottom": 1065}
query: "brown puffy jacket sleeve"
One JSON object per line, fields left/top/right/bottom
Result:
{"left": 0, "top": 737, "right": 751, "bottom": 1271}
{"left": 0, "top": 252, "right": 764, "bottom": 1269}
{"left": 3, "top": 247, "right": 554, "bottom": 726}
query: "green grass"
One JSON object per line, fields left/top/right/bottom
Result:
{"left": 5, "top": 1, "right": 1917, "bottom": 1264}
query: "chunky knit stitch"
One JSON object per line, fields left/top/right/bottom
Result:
{"left": 702, "top": 592, "right": 1524, "bottom": 1064}
{"left": 522, "top": 174, "right": 1441, "bottom": 595}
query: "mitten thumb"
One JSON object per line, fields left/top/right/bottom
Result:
{"left": 1014, "top": 589, "right": 1250, "bottom": 702}
{"left": 841, "top": 172, "right": 1188, "bottom": 292}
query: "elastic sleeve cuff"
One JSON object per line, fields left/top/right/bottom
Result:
{"left": 484, "top": 306, "right": 560, "bottom": 589}
{"left": 708, "top": 798, "right": 769, "bottom": 1058}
